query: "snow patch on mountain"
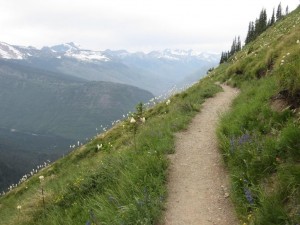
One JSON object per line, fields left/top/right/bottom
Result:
{"left": 147, "top": 49, "right": 219, "bottom": 62}
{"left": 0, "top": 42, "right": 24, "bottom": 60}
{"left": 65, "top": 50, "right": 110, "bottom": 62}
{"left": 50, "top": 42, "right": 80, "bottom": 53}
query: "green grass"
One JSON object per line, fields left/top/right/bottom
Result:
{"left": 0, "top": 78, "right": 221, "bottom": 224}
{"left": 216, "top": 6, "right": 300, "bottom": 225}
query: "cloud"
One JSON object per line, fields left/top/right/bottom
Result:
{"left": 0, "top": 0, "right": 298, "bottom": 52}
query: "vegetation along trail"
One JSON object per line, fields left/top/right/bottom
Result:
{"left": 163, "top": 84, "right": 239, "bottom": 225}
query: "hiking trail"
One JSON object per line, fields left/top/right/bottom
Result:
{"left": 163, "top": 84, "right": 239, "bottom": 225}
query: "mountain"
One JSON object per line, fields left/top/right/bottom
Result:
{"left": 0, "top": 59, "right": 153, "bottom": 192}
{"left": 0, "top": 60, "right": 153, "bottom": 140}
{"left": 0, "top": 42, "right": 219, "bottom": 94}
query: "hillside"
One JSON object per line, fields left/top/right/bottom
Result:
{"left": 213, "top": 6, "right": 300, "bottom": 224}
{"left": 0, "top": 5, "right": 299, "bottom": 225}
{"left": 0, "top": 60, "right": 153, "bottom": 192}
{"left": 0, "top": 73, "right": 222, "bottom": 224}
{"left": 0, "top": 60, "right": 153, "bottom": 140}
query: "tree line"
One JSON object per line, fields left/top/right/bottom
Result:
{"left": 220, "top": 2, "right": 289, "bottom": 64}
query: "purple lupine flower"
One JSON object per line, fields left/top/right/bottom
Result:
{"left": 238, "top": 133, "right": 251, "bottom": 145}
{"left": 243, "top": 187, "right": 254, "bottom": 205}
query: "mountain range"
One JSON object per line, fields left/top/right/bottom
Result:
{"left": 0, "top": 41, "right": 219, "bottom": 94}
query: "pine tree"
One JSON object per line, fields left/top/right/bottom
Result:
{"left": 250, "top": 22, "right": 255, "bottom": 42}
{"left": 237, "top": 36, "right": 242, "bottom": 51}
{"left": 270, "top": 8, "right": 275, "bottom": 26}
{"left": 230, "top": 37, "right": 237, "bottom": 55}
{"left": 256, "top": 9, "right": 267, "bottom": 34}
{"left": 220, "top": 52, "right": 223, "bottom": 64}
{"left": 276, "top": 3, "right": 282, "bottom": 20}
{"left": 245, "top": 21, "right": 256, "bottom": 44}
{"left": 245, "top": 22, "right": 252, "bottom": 44}
{"left": 285, "top": 6, "right": 289, "bottom": 15}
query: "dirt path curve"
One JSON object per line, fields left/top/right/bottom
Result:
{"left": 163, "top": 84, "right": 239, "bottom": 225}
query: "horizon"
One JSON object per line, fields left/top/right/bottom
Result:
{"left": 1, "top": 40, "right": 221, "bottom": 54}
{"left": 0, "top": 0, "right": 298, "bottom": 53}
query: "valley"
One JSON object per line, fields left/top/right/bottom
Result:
{"left": 0, "top": 42, "right": 218, "bottom": 192}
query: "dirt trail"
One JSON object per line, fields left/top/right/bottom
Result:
{"left": 163, "top": 85, "right": 239, "bottom": 225}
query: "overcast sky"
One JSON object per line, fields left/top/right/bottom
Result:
{"left": 0, "top": 0, "right": 298, "bottom": 53}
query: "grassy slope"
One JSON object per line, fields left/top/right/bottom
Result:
{"left": 213, "top": 6, "right": 300, "bottom": 225}
{"left": 0, "top": 78, "right": 221, "bottom": 224}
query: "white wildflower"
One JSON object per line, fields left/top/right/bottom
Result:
{"left": 97, "top": 144, "right": 102, "bottom": 150}
{"left": 130, "top": 117, "right": 136, "bottom": 123}
{"left": 39, "top": 176, "right": 44, "bottom": 181}
{"left": 140, "top": 117, "right": 146, "bottom": 123}
{"left": 166, "top": 99, "right": 171, "bottom": 105}
{"left": 297, "top": 40, "right": 299, "bottom": 44}
{"left": 17, "top": 205, "right": 22, "bottom": 210}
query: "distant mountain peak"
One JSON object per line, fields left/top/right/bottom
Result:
{"left": 0, "top": 40, "right": 220, "bottom": 64}
{"left": 147, "top": 49, "right": 219, "bottom": 62}
{"left": 0, "top": 42, "right": 24, "bottom": 60}
{"left": 50, "top": 42, "right": 80, "bottom": 53}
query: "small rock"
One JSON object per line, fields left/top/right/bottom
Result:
{"left": 224, "top": 192, "right": 230, "bottom": 198}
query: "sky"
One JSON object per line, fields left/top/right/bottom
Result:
{"left": 0, "top": 0, "right": 298, "bottom": 53}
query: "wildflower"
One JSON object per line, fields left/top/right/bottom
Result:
{"left": 130, "top": 117, "right": 136, "bottom": 123}
{"left": 297, "top": 40, "right": 299, "bottom": 44}
{"left": 17, "top": 205, "right": 22, "bottom": 210}
{"left": 140, "top": 117, "right": 146, "bottom": 123}
{"left": 281, "top": 59, "right": 284, "bottom": 63}
{"left": 243, "top": 187, "right": 254, "bottom": 205}
{"left": 39, "top": 176, "right": 44, "bottom": 181}
{"left": 166, "top": 99, "right": 171, "bottom": 105}
{"left": 238, "top": 133, "right": 251, "bottom": 145}
{"left": 97, "top": 144, "right": 102, "bottom": 150}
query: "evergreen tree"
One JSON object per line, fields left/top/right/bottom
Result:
{"left": 220, "top": 36, "right": 243, "bottom": 64}
{"left": 230, "top": 37, "right": 237, "bottom": 55}
{"left": 237, "top": 36, "right": 242, "bottom": 51}
{"left": 276, "top": 3, "right": 282, "bottom": 20}
{"left": 270, "top": 8, "right": 275, "bottom": 26}
{"left": 286, "top": 6, "right": 289, "bottom": 15}
{"left": 250, "top": 22, "right": 255, "bottom": 41}
{"left": 245, "top": 21, "right": 256, "bottom": 44}
{"left": 245, "top": 22, "right": 252, "bottom": 44}
{"left": 256, "top": 9, "right": 267, "bottom": 34}
{"left": 254, "top": 18, "right": 260, "bottom": 37}
{"left": 220, "top": 52, "right": 225, "bottom": 64}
